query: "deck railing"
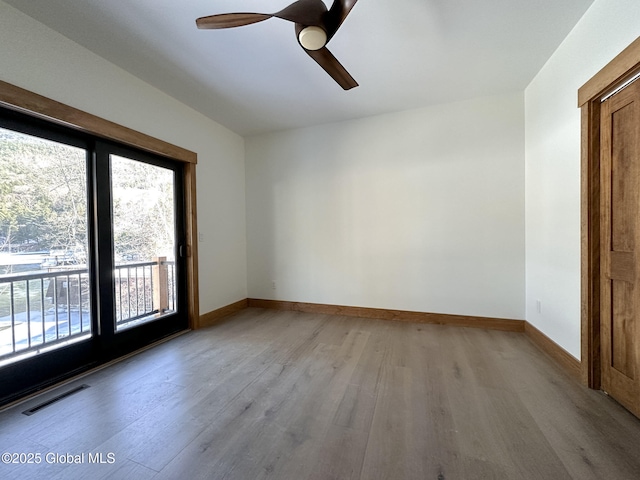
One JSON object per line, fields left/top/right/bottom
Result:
{"left": 0, "top": 258, "right": 175, "bottom": 365}
{"left": 114, "top": 258, "right": 176, "bottom": 328}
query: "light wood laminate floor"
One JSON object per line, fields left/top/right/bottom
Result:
{"left": 1, "top": 308, "right": 640, "bottom": 479}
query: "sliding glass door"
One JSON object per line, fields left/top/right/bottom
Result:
{"left": 0, "top": 127, "right": 92, "bottom": 361}
{"left": 93, "top": 142, "right": 187, "bottom": 360}
{"left": 0, "top": 114, "right": 95, "bottom": 401}
{"left": 111, "top": 154, "right": 178, "bottom": 330}
{"left": 0, "top": 109, "right": 188, "bottom": 405}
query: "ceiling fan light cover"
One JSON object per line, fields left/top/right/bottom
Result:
{"left": 298, "top": 26, "right": 327, "bottom": 50}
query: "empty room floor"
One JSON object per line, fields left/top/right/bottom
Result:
{"left": 1, "top": 307, "right": 640, "bottom": 479}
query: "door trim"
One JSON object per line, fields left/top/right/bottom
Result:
{"left": 0, "top": 81, "right": 200, "bottom": 330}
{"left": 580, "top": 36, "right": 640, "bottom": 389}
{"left": 0, "top": 80, "right": 196, "bottom": 163}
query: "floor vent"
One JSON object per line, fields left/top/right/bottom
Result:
{"left": 22, "top": 384, "right": 90, "bottom": 416}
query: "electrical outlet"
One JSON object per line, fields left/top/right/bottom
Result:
{"left": 198, "top": 232, "right": 204, "bottom": 242}
{"left": 271, "top": 281, "right": 276, "bottom": 290}
{"left": 536, "top": 300, "right": 542, "bottom": 314}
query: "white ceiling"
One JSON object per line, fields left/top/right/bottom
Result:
{"left": 5, "top": 0, "right": 595, "bottom": 136}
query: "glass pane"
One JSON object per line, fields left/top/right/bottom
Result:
{"left": 110, "top": 155, "right": 176, "bottom": 331}
{"left": 0, "top": 128, "right": 91, "bottom": 366}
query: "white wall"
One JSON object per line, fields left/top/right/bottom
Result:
{"left": 525, "top": 0, "right": 640, "bottom": 359}
{"left": 246, "top": 93, "right": 525, "bottom": 320}
{"left": 0, "top": 1, "right": 248, "bottom": 314}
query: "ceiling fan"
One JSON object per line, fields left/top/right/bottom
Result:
{"left": 196, "top": 0, "right": 359, "bottom": 90}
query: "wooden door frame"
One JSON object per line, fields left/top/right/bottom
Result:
{"left": 580, "top": 36, "right": 640, "bottom": 389}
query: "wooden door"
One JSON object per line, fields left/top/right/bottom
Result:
{"left": 601, "top": 80, "right": 640, "bottom": 417}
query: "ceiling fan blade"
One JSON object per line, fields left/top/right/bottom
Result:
{"left": 325, "top": 0, "right": 359, "bottom": 40}
{"left": 303, "top": 46, "right": 358, "bottom": 90}
{"left": 196, "top": 13, "right": 273, "bottom": 29}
